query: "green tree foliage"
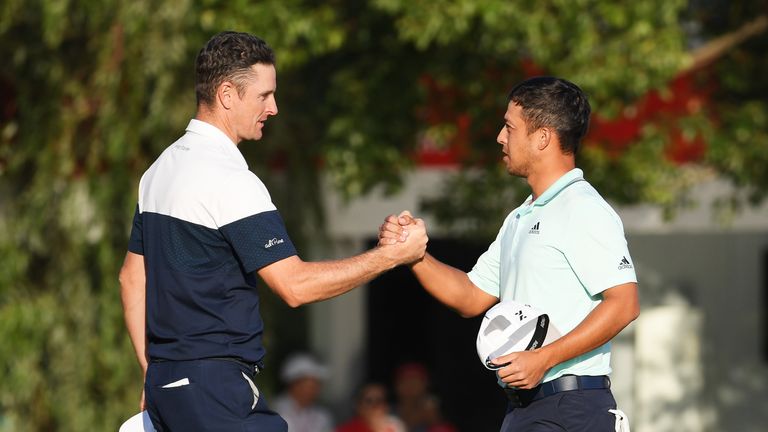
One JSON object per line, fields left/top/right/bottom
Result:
{"left": 411, "top": 0, "right": 768, "bottom": 235}
{"left": 0, "top": 1, "right": 765, "bottom": 429}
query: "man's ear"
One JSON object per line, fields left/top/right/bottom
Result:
{"left": 217, "top": 81, "right": 236, "bottom": 110}
{"left": 537, "top": 127, "right": 552, "bottom": 151}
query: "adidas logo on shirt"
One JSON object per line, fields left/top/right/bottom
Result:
{"left": 529, "top": 222, "right": 540, "bottom": 234}
{"left": 618, "top": 256, "right": 633, "bottom": 270}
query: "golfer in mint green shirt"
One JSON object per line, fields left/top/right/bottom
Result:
{"left": 379, "top": 77, "right": 639, "bottom": 432}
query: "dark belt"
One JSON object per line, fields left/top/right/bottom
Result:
{"left": 205, "top": 357, "right": 261, "bottom": 376}
{"left": 152, "top": 357, "right": 261, "bottom": 376}
{"left": 504, "top": 375, "right": 610, "bottom": 407}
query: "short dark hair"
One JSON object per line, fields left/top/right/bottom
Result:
{"left": 507, "top": 76, "right": 591, "bottom": 155}
{"left": 195, "top": 31, "right": 275, "bottom": 107}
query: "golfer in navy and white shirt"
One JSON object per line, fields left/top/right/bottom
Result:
{"left": 119, "top": 31, "right": 427, "bottom": 432}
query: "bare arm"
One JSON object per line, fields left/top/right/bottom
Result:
{"left": 119, "top": 251, "right": 148, "bottom": 374}
{"left": 409, "top": 253, "right": 498, "bottom": 317}
{"left": 496, "top": 282, "right": 640, "bottom": 389}
{"left": 119, "top": 251, "right": 148, "bottom": 409}
{"left": 379, "top": 213, "right": 498, "bottom": 318}
{"left": 258, "top": 219, "right": 428, "bottom": 307}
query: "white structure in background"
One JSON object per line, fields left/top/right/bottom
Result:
{"left": 635, "top": 299, "right": 705, "bottom": 431}
{"left": 308, "top": 168, "right": 768, "bottom": 432}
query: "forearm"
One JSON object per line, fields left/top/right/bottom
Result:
{"left": 119, "top": 252, "right": 148, "bottom": 373}
{"left": 263, "top": 248, "right": 401, "bottom": 307}
{"left": 122, "top": 288, "right": 148, "bottom": 372}
{"left": 540, "top": 283, "right": 640, "bottom": 371}
{"left": 410, "top": 253, "right": 495, "bottom": 318}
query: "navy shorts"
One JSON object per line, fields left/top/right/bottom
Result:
{"left": 500, "top": 388, "right": 617, "bottom": 431}
{"left": 145, "top": 359, "right": 287, "bottom": 432}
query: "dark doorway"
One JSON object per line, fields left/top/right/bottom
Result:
{"left": 366, "top": 238, "right": 508, "bottom": 432}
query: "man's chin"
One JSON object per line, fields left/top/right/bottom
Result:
{"left": 505, "top": 167, "right": 525, "bottom": 178}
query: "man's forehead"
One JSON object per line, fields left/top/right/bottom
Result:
{"left": 504, "top": 102, "right": 524, "bottom": 122}
{"left": 247, "top": 63, "right": 277, "bottom": 89}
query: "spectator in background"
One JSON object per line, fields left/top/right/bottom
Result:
{"left": 393, "top": 362, "right": 430, "bottom": 431}
{"left": 422, "top": 396, "right": 457, "bottom": 432}
{"left": 337, "top": 383, "right": 405, "bottom": 432}
{"left": 393, "top": 363, "right": 457, "bottom": 432}
{"left": 273, "top": 353, "right": 334, "bottom": 432}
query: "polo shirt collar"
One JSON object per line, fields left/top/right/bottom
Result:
{"left": 185, "top": 119, "right": 248, "bottom": 168}
{"left": 519, "top": 168, "right": 584, "bottom": 215}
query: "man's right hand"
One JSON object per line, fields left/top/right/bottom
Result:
{"left": 379, "top": 211, "right": 427, "bottom": 265}
{"left": 378, "top": 211, "right": 417, "bottom": 246}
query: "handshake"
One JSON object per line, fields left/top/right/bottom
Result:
{"left": 377, "top": 211, "right": 429, "bottom": 266}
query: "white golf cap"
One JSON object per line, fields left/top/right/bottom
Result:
{"left": 119, "top": 410, "right": 155, "bottom": 432}
{"left": 281, "top": 353, "right": 328, "bottom": 383}
{"left": 476, "top": 300, "right": 561, "bottom": 370}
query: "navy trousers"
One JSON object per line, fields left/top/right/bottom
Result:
{"left": 500, "top": 388, "right": 618, "bottom": 431}
{"left": 145, "top": 359, "right": 287, "bottom": 432}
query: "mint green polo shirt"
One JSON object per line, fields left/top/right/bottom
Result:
{"left": 467, "top": 168, "right": 637, "bottom": 383}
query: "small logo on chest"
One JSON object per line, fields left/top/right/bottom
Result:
{"left": 529, "top": 222, "right": 541, "bottom": 234}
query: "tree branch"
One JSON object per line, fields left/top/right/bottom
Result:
{"left": 689, "top": 15, "right": 768, "bottom": 71}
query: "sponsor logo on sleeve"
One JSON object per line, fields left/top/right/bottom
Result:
{"left": 264, "top": 238, "right": 285, "bottom": 249}
{"left": 618, "top": 256, "right": 633, "bottom": 270}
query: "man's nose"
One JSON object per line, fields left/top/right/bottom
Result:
{"left": 496, "top": 129, "right": 505, "bottom": 145}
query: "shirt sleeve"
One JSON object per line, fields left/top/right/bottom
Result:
{"left": 127, "top": 204, "right": 144, "bottom": 255}
{"left": 467, "top": 215, "right": 513, "bottom": 298}
{"left": 561, "top": 201, "right": 637, "bottom": 296}
{"left": 215, "top": 171, "right": 297, "bottom": 273}
{"left": 220, "top": 210, "right": 297, "bottom": 273}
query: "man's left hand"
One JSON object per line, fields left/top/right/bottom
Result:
{"left": 493, "top": 348, "right": 553, "bottom": 389}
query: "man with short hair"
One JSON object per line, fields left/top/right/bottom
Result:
{"left": 380, "top": 77, "right": 639, "bottom": 431}
{"left": 119, "top": 31, "right": 427, "bottom": 431}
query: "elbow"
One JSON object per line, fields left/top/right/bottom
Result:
{"left": 630, "top": 287, "right": 641, "bottom": 322}
{"left": 283, "top": 293, "right": 306, "bottom": 308}
{"left": 622, "top": 295, "right": 641, "bottom": 326}
{"left": 118, "top": 262, "right": 139, "bottom": 289}
{"left": 118, "top": 268, "right": 132, "bottom": 296}
{"left": 457, "top": 305, "right": 486, "bottom": 319}
{"left": 458, "top": 309, "right": 480, "bottom": 319}
{"left": 261, "top": 256, "right": 314, "bottom": 308}
{"left": 275, "top": 283, "right": 311, "bottom": 308}
{"left": 613, "top": 283, "right": 640, "bottom": 325}
{"left": 118, "top": 271, "right": 145, "bottom": 310}
{"left": 119, "top": 266, "right": 145, "bottom": 299}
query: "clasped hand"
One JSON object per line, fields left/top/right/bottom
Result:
{"left": 378, "top": 211, "right": 427, "bottom": 265}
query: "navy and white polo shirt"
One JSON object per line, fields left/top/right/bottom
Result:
{"left": 128, "top": 119, "right": 297, "bottom": 365}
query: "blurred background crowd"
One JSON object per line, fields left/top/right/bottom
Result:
{"left": 274, "top": 353, "right": 457, "bottom": 432}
